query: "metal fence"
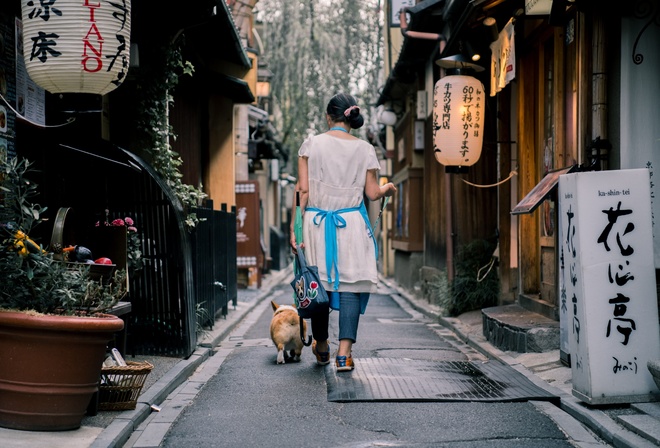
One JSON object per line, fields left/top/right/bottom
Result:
{"left": 191, "top": 202, "right": 238, "bottom": 333}
{"left": 22, "top": 140, "right": 238, "bottom": 358}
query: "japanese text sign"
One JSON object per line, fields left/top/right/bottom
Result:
{"left": 433, "top": 75, "right": 485, "bottom": 167}
{"left": 559, "top": 169, "right": 660, "bottom": 404}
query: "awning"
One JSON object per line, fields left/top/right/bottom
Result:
{"left": 132, "top": 1, "right": 251, "bottom": 69}
{"left": 377, "top": 0, "right": 446, "bottom": 106}
{"left": 377, "top": 0, "right": 522, "bottom": 106}
{"left": 206, "top": 73, "right": 255, "bottom": 104}
{"left": 248, "top": 105, "right": 269, "bottom": 128}
{"left": 185, "top": 5, "right": 251, "bottom": 69}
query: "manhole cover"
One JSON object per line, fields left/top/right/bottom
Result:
{"left": 325, "top": 358, "right": 559, "bottom": 403}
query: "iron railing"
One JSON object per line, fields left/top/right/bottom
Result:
{"left": 191, "top": 202, "right": 237, "bottom": 333}
{"left": 23, "top": 141, "right": 238, "bottom": 358}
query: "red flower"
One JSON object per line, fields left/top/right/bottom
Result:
{"left": 310, "top": 281, "right": 318, "bottom": 289}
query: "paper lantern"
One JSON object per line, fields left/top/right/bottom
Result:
{"left": 21, "top": 0, "right": 131, "bottom": 95}
{"left": 432, "top": 74, "right": 485, "bottom": 169}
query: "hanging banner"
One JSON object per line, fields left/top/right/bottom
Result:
{"left": 489, "top": 18, "right": 515, "bottom": 97}
{"left": 559, "top": 169, "right": 660, "bottom": 405}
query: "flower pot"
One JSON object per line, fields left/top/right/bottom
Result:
{"left": 0, "top": 310, "right": 124, "bottom": 431}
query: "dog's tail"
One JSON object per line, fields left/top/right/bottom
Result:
{"left": 300, "top": 316, "right": 312, "bottom": 346}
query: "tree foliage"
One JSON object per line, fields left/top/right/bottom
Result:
{"left": 255, "top": 0, "right": 383, "bottom": 175}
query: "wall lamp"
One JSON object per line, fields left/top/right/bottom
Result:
{"left": 483, "top": 17, "right": 499, "bottom": 43}
{"left": 462, "top": 41, "right": 481, "bottom": 62}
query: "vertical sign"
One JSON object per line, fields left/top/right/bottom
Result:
{"left": 15, "top": 17, "right": 45, "bottom": 126}
{"left": 559, "top": 169, "right": 660, "bottom": 404}
{"left": 236, "top": 181, "right": 261, "bottom": 286}
{"left": 557, "top": 173, "right": 575, "bottom": 366}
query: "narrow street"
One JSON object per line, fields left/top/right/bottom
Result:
{"left": 124, "top": 281, "right": 606, "bottom": 448}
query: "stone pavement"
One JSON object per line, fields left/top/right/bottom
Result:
{"left": 2, "top": 266, "right": 659, "bottom": 447}
{"left": 384, "top": 279, "right": 660, "bottom": 448}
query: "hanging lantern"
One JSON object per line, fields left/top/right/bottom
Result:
{"left": 21, "top": 0, "right": 131, "bottom": 96}
{"left": 433, "top": 55, "right": 485, "bottom": 172}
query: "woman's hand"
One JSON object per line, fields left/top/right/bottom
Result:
{"left": 381, "top": 182, "right": 397, "bottom": 197}
{"left": 290, "top": 232, "right": 297, "bottom": 253}
{"left": 290, "top": 232, "right": 304, "bottom": 254}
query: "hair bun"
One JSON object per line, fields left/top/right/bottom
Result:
{"left": 348, "top": 113, "right": 364, "bottom": 129}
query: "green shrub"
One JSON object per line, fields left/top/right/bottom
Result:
{"left": 425, "top": 269, "right": 450, "bottom": 313}
{"left": 443, "top": 239, "right": 499, "bottom": 316}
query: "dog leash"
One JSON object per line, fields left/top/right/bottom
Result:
{"left": 300, "top": 316, "right": 312, "bottom": 346}
{"left": 372, "top": 196, "right": 389, "bottom": 230}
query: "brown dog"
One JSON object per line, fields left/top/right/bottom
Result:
{"left": 270, "top": 300, "right": 306, "bottom": 364}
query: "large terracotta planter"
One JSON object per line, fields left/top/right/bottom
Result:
{"left": 0, "top": 310, "right": 124, "bottom": 431}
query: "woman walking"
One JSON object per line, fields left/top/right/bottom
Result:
{"left": 290, "top": 92, "right": 396, "bottom": 371}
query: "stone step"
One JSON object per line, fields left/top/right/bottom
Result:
{"left": 632, "top": 402, "right": 660, "bottom": 420}
{"left": 482, "top": 304, "right": 560, "bottom": 353}
{"left": 617, "top": 414, "right": 660, "bottom": 446}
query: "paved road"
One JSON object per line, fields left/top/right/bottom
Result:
{"left": 129, "top": 282, "right": 605, "bottom": 448}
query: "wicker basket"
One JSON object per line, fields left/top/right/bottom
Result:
{"left": 98, "top": 361, "right": 154, "bottom": 411}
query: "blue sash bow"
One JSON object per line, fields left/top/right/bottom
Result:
{"left": 306, "top": 202, "right": 377, "bottom": 290}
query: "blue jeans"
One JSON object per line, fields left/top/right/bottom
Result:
{"left": 311, "top": 292, "right": 361, "bottom": 343}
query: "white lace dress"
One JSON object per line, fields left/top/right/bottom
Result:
{"left": 299, "top": 133, "right": 381, "bottom": 293}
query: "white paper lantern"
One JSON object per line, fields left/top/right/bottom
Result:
{"left": 21, "top": 0, "right": 131, "bottom": 95}
{"left": 433, "top": 74, "right": 485, "bottom": 168}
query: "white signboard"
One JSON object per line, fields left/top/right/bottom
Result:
{"left": 15, "top": 18, "right": 44, "bottom": 125}
{"left": 559, "top": 169, "right": 660, "bottom": 404}
{"left": 525, "top": 0, "right": 552, "bottom": 15}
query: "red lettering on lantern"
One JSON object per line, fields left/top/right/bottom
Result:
{"left": 84, "top": 1, "right": 101, "bottom": 23}
{"left": 84, "top": 23, "right": 103, "bottom": 43}
{"left": 81, "top": 1, "right": 104, "bottom": 73}
{"left": 82, "top": 56, "right": 102, "bottom": 72}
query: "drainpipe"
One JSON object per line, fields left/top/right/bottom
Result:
{"left": 398, "top": 8, "right": 454, "bottom": 281}
{"left": 591, "top": 15, "right": 609, "bottom": 171}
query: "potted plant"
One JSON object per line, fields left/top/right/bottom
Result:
{"left": 0, "top": 157, "right": 126, "bottom": 431}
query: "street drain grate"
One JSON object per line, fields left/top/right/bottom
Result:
{"left": 325, "top": 358, "right": 559, "bottom": 403}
